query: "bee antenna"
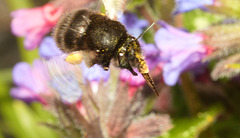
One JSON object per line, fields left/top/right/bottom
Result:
{"left": 136, "top": 22, "right": 156, "bottom": 40}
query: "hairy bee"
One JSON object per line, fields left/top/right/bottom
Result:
{"left": 53, "top": 9, "right": 159, "bottom": 96}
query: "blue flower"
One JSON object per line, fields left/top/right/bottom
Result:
{"left": 118, "top": 12, "right": 148, "bottom": 37}
{"left": 11, "top": 58, "right": 83, "bottom": 104}
{"left": 155, "top": 21, "right": 208, "bottom": 86}
{"left": 174, "top": 0, "right": 215, "bottom": 14}
{"left": 39, "top": 36, "right": 63, "bottom": 59}
{"left": 81, "top": 63, "right": 110, "bottom": 82}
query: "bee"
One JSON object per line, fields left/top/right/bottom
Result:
{"left": 53, "top": 9, "right": 159, "bottom": 96}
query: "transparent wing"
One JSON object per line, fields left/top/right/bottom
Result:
{"left": 42, "top": 55, "right": 83, "bottom": 103}
{"left": 102, "top": 0, "right": 131, "bottom": 20}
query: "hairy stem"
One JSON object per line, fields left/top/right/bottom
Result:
{"left": 180, "top": 73, "right": 203, "bottom": 115}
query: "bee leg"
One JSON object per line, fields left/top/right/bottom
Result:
{"left": 128, "top": 66, "right": 138, "bottom": 76}
{"left": 103, "top": 61, "right": 110, "bottom": 71}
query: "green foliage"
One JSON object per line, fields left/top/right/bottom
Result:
{"left": 127, "top": 0, "right": 146, "bottom": 11}
{"left": 183, "top": 9, "right": 223, "bottom": 31}
{"left": 0, "top": 101, "right": 59, "bottom": 138}
{"left": 207, "top": 0, "right": 240, "bottom": 18}
{"left": 0, "top": 70, "right": 58, "bottom": 138}
{"left": 212, "top": 116, "right": 240, "bottom": 138}
{"left": 159, "top": 106, "right": 222, "bottom": 138}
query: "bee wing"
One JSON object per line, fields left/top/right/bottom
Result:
{"left": 42, "top": 55, "right": 83, "bottom": 103}
{"left": 101, "top": 0, "right": 128, "bottom": 20}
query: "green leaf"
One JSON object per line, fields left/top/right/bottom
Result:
{"left": 159, "top": 106, "right": 222, "bottom": 138}
{"left": 183, "top": 9, "right": 223, "bottom": 31}
{"left": 127, "top": 0, "right": 146, "bottom": 11}
{"left": 5, "top": 0, "right": 33, "bottom": 10}
{"left": 0, "top": 100, "right": 59, "bottom": 138}
{"left": 207, "top": 0, "right": 240, "bottom": 18}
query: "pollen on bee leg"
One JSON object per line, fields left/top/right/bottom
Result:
{"left": 98, "top": 13, "right": 106, "bottom": 16}
{"left": 103, "top": 67, "right": 109, "bottom": 70}
{"left": 65, "top": 51, "right": 83, "bottom": 65}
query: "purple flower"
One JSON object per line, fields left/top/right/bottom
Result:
{"left": 81, "top": 63, "right": 110, "bottom": 82}
{"left": 174, "top": 0, "right": 215, "bottom": 14}
{"left": 118, "top": 12, "right": 148, "bottom": 37}
{"left": 141, "top": 40, "right": 161, "bottom": 70}
{"left": 11, "top": 60, "right": 51, "bottom": 103}
{"left": 155, "top": 21, "right": 208, "bottom": 86}
{"left": 120, "top": 69, "right": 145, "bottom": 86}
{"left": 39, "top": 36, "right": 63, "bottom": 59}
{"left": 11, "top": 4, "right": 62, "bottom": 50}
{"left": 11, "top": 57, "right": 84, "bottom": 103}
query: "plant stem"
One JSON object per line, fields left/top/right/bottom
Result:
{"left": 137, "top": 5, "right": 160, "bottom": 32}
{"left": 173, "top": 14, "right": 184, "bottom": 28}
{"left": 180, "top": 73, "right": 203, "bottom": 115}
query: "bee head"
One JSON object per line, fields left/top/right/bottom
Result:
{"left": 116, "top": 36, "right": 140, "bottom": 75}
{"left": 117, "top": 35, "right": 159, "bottom": 96}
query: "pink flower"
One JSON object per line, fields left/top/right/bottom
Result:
{"left": 11, "top": 4, "right": 62, "bottom": 50}
{"left": 10, "top": 60, "right": 51, "bottom": 104}
{"left": 120, "top": 70, "right": 145, "bottom": 97}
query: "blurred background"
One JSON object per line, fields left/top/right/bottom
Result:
{"left": 0, "top": 0, "right": 60, "bottom": 137}
{"left": 1, "top": 0, "right": 240, "bottom": 138}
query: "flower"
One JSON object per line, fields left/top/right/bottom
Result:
{"left": 10, "top": 60, "right": 51, "bottom": 103}
{"left": 174, "top": 0, "right": 215, "bottom": 14}
{"left": 11, "top": 57, "right": 84, "bottom": 104}
{"left": 11, "top": 4, "right": 62, "bottom": 50}
{"left": 81, "top": 64, "right": 110, "bottom": 82}
{"left": 118, "top": 12, "right": 148, "bottom": 37}
{"left": 155, "top": 21, "right": 208, "bottom": 86}
{"left": 39, "top": 36, "right": 63, "bottom": 59}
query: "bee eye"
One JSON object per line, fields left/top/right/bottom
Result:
{"left": 119, "top": 52, "right": 124, "bottom": 56}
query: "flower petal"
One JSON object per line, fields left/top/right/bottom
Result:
{"left": 155, "top": 21, "right": 207, "bottom": 85}
{"left": 81, "top": 63, "right": 110, "bottom": 82}
{"left": 119, "top": 12, "right": 148, "bottom": 37}
{"left": 10, "top": 4, "right": 62, "bottom": 50}
{"left": 163, "top": 47, "right": 207, "bottom": 86}
{"left": 174, "top": 0, "right": 215, "bottom": 14}
{"left": 12, "top": 62, "right": 37, "bottom": 92}
{"left": 120, "top": 69, "right": 145, "bottom": 86}
{"left": 10, "top": 87, "right": 40, "bottom": 103}
{"left": 39, "top": 36, "right": 63, "bottom": 59}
